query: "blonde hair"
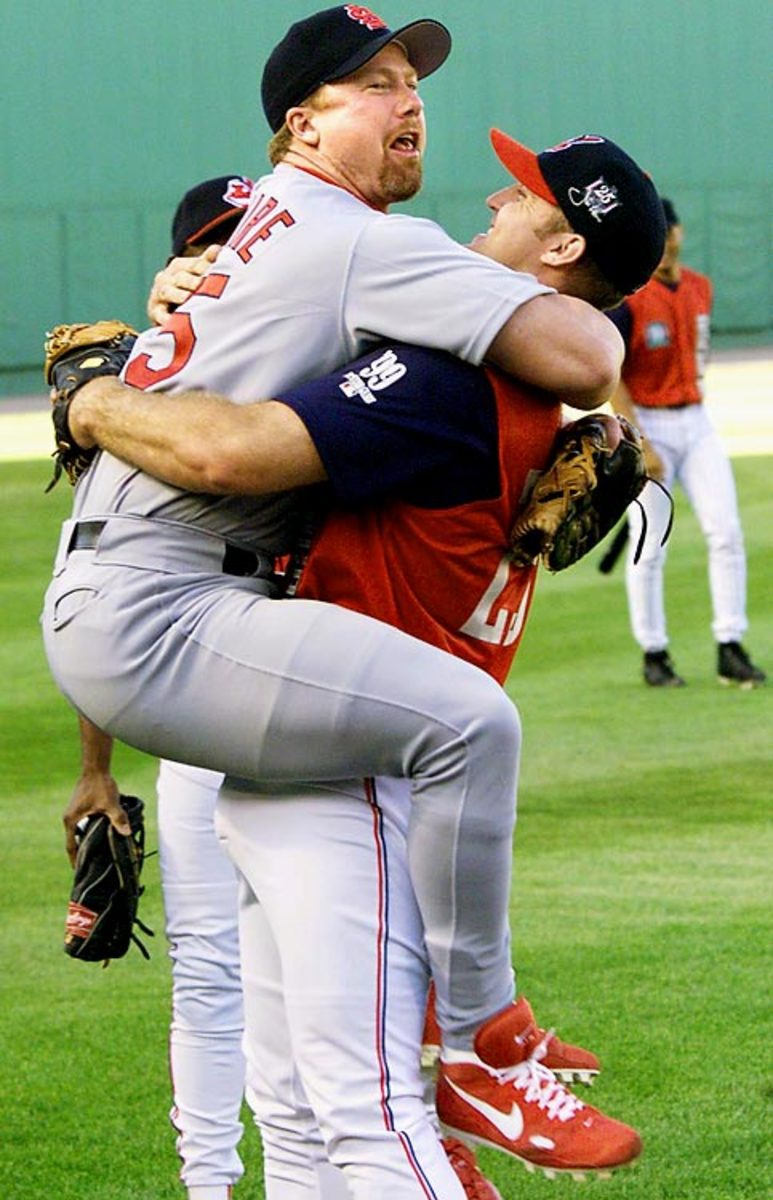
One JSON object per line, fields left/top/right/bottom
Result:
{"left": 267, "top": 87, "right": 331, "bottom": 166}
{"left": 268, "top": 124, "right": 293, "bottom": 165}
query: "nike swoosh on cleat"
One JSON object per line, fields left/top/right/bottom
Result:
{"left": 444, "top": 1077, "right": 524, "bottom": 1141}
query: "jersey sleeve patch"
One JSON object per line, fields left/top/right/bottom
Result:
{"left": 279, "top": 343, "right": 499, "bottom": 508}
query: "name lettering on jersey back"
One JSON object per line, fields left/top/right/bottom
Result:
{"left": 339, "top": 349, "right": 407, "bottom": 404}
{"left": 231, "top": 191, "right": 296, "bottom": 262}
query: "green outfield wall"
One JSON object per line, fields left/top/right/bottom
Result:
{"left": 3, "top": 0, "right": 771, "bottom": 393}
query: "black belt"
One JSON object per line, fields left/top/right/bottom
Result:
{"left": 68, "top": 520, "right": 270, "bottom": 578}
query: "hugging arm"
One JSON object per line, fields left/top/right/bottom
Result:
{"left": 69, "top": 379, "right": 326, "bottom": 495}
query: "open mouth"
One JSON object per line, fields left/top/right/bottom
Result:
{"left": 391, "top": 131, "right": 420, "bottom": 155}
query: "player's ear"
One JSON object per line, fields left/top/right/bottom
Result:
{"left": 286, "top": 106, "right": 321, "bottom": 146}
{"left": 540, "top": 232, "right": 586, "bottom": 270}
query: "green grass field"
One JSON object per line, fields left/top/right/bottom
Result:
{"left": 1, "top": 455, "right": 770, "bottom": 1200}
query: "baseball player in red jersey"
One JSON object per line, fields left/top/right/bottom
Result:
{"left": 609, "top": 198, "right": 766, "bottom": 688}
{"left": 293, "top": 358, "right": 558, "bottom": 680}
{"left": 60, "top": 126, "right": 665, "bottom": 1193}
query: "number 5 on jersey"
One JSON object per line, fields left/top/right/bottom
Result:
{"left": 125, "top": 274, "right": 230, "bottom": 390}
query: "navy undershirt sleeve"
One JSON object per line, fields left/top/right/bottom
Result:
{"left": 607, "top": 301, "right": 632, "bottom": 347}
{"left": 277, "top": 343, "right": 500, "bottom": 508}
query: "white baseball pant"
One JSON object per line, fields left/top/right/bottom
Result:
{"left": 626, "top": 404, "right": 747, "bottom": 650}
{"left": 158, "top": 761, "right": 357, "bottom": 1199}
{"left": 156, "top": 760, "right": 245, "bottom": 1198}
{"left": 217, "top": 775, "right": 467, "bottom": 1200}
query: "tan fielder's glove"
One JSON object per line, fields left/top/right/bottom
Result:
{"left": 509, "top": 414, "right": 648, "bottom": 572}
{"left": 43, "top": 320, "right": 138, "bottom": 491}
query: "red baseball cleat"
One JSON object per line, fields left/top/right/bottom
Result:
{"left": 436, "top": 998, "right": 641, "bottom": 1180}
{"left": 442, "top": 1137, "right": 503, "bottom": 1200}
{"left": 422, "top": 984, "right": 600, "bottom": 1085}
{"left": 508, "top": 997, "right": 600, "bottom": 1087}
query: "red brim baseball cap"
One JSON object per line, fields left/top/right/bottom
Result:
{"left": 489, "top": 127, "right": 666, "bottom": 294}
{"left": 490, "top": 129, "right": 557, "bottom": 206}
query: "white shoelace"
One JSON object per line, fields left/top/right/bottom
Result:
{"left": 531, "top": 1024, "right": 556, "bottom": 1061}
{"left": 501, "top": 1055, "right": 586, "bottom": 1123}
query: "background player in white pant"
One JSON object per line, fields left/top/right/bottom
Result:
{"left": 161, "top": 178, "right": 253, "bottom": 1199}
{"left": 58, "top": 127, "right": 665, "bottom": 1193}
{"left": 609, "top": 197, "right": 766, "bottom": 689}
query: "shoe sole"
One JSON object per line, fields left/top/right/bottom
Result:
{"left": 439, "top": 1124, "right": 641, "bottom": 1182}
{"left": 718, "top": 675, "right": 763, "bottom": 690}
{"left": 551, "top": 1066, "right": 598, "bottom": 1086}
{"left": 421, "top": 1045, "right": 441, "bottom": 1072}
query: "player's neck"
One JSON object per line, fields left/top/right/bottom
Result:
{"left": 282, "top": 150, "right": 387, "bottom": 212}
{"left": 655, "top": 262, "right": 681, "bottom": 285}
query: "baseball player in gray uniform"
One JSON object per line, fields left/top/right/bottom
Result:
{"left": 65, "top": 125, "right": 664, "bottom": 1196}
{"left": 43, "top": 8, "right": 631, "bottom": 1196}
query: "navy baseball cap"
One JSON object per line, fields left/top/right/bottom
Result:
{"left": 170, "top": 175, "right": 254, "bottom": 256}
{"left": 490, "top": 129, "right": 666, "bottom": 294}
{"left": 261, "top": 5, "right": 451, "bottom": 133}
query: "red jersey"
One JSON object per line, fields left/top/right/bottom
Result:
{"left": 619, "top": 266, "right": 712, "bottom": 408}
{"left": 296, "top": 372, "right": 561, "bottom": 684}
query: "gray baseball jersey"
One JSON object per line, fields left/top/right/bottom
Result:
{"left": 72, "top": 163, "right": 550, "bottom": 553}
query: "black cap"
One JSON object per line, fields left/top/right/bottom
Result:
{"left": 170, "top": 176, "right": 254, "bottom": 256}
{"left": 661, "top": 197, "right": 680, "bottom": 228}
{"left": 490, "top": 130, "right": 667, "bottom": 294}
{"left": 261, "top": 5, "right": 451, "bottom": 133}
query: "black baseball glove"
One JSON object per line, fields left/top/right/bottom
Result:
{"left": 43, "top": 319, "right": 138, "bottom": 491}
{"left": 509, "top": 413, "right": 649, "bottom": 572}
{"left": 63, "top": 794, "right": 153, "bottom": 965}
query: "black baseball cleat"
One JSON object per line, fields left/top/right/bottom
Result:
{"left": 643, "top": 650, "right": 686, "bottom": 688}
{"left": 717, "top": 642, "right": 766, "bottom": 689}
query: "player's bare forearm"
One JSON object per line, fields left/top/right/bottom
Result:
{"left": 78, "top": 713, "right": 114, "bottom": 775}
{"left": 487, "top": 293, "right": 624, "bottom": 410}
{"left": 64, "top": 715, "right": 128, "bottom": 864}
{"left": 69, "top": 377, "right": 328, "bottom": 495}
